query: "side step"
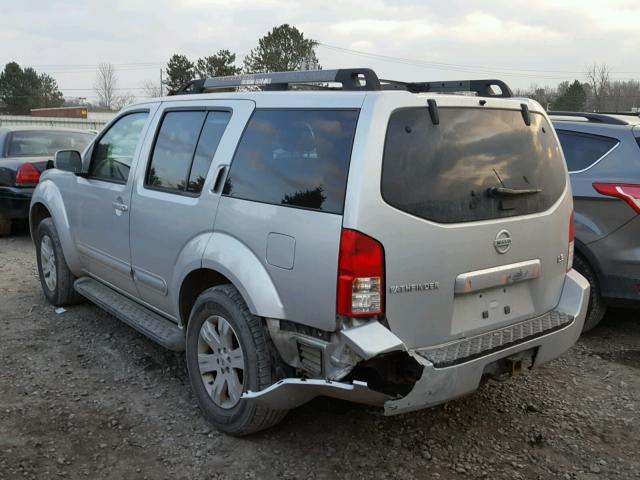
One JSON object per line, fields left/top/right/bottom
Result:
{"left": 74, "top": 277, "right": 185, "bottom": 351}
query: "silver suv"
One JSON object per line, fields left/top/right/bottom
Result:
{"left": 30, "top": 69, "right": 589, "bottom": 435}
{"left": 551, "top": 112, "right": 640, "bottom": 331}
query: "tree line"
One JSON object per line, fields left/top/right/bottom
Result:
{"left": 516, "top": 63, "right": 640, "bottom": 112}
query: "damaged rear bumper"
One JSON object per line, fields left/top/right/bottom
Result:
{"left": 384, "top": 269, "right": 589, "bottom": 415}
{"left": 244, "top": 270, "right": 589, "bottom": 414}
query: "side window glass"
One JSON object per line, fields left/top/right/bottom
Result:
{"left": 146, "top": 111, "right": 206, "bottom": 192}
{"left": 187, "top": 111, "right": 231, "bottom": 194}
{"left": 557, "top": 130, "right": 619, "bottom": 172}
{"left": 223, "top": 109, "right": 358, "bottom": 214}
{"left": 89, "top": 112, "right": 149, "bottom": 182}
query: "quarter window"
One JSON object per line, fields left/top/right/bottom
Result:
{"left": 146, "top": 110, "right": 230, "bottom": 194}
{"left": 223, "top": 109, "right": 358, "bottom": 214}
{"left": 556, "top": 130, "right": 619, "bottom": 172}
{"left": 89, "top": 112, "right": 149, "bottom": 183}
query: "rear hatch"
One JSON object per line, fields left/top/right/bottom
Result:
{"left": 347, "top": 96, "right": 572, "bottom": 349}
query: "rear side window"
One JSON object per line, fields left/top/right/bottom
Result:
{"left": 556, "top": 130, "right": 619, "bottom": 172}
{"left": 146, "top": 110, "right": 230, "bottom": 194}
{"left": 223, "top": 109, "right": 358, "bottom": 214}
{"left": 382, "top": 108, "right": 566, "bottom": 223}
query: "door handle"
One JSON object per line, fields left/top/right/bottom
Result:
{"left": 112, "top": 201, "right": 129, "bottom": 212}
{"left": 210, "top": 164, "right": 229, "bottom": 194}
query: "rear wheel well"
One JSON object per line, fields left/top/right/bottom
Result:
{"left": 30, "top": 203, "right": 51, "bottom": 234}
{"left": 179, "top": 268, "right": 232, "bottom": 325}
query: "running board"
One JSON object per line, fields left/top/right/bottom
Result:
{"left": 74, "top": 277, "right": 185, "bottom": 351}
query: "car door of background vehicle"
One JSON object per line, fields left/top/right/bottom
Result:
{"left": 67, "top": 105, "right": 158, "bottom": 296}
{"left": 129, "top": 100, "right": 254, "bottom": 321}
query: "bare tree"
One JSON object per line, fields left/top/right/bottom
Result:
{"left": 113, "top": 91, "right": 136, "bottom": 109}
{"left": 141, "top": 79, "right": 162, "bottom": 98}
{"left": 585, "top": 63, "right": 610, "bottom": 112}
{"left": 94, "top": 63, "right": 118, "bottom": 110}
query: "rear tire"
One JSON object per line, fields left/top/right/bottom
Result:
{"left": 0, "top": 215, "right": 11, "bottom": 236}
{"left": 573, "top": 254, "right": 606, "bottom": 332}
{"left": 185, "top": 285, "right": 288, "bottom": 436}
{"left": 35, "top": 218, "right": 84, "bottom": 306}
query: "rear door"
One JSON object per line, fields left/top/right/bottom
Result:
{"left": 129, "top": 100, "right": 252, "bottom": 319}
{"left": 346, "top": 97, "right": 573, "bottom": 349}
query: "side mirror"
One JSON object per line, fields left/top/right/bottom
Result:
{"left": 54, "top": 150, "right": 82, "bottom": 174}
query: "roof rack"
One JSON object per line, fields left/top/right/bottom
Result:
{"left": 379, "top": 79, "right": 513, "bottom": 98}
{"left": 548, "top": 111, "right": 631, "bottom": 125}
{"left": 172, "top": 68, "right": 382, "bottom": 94}
{"left": 171, "top": 68, "right": 514, "bottom": 98}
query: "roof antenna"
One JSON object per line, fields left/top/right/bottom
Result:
{"left": 427, "top": 99, "right": 440, "bottom": 125}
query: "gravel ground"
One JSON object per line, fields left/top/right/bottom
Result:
{"left": 1, "top": 228, "right": 639, "bottom": 480}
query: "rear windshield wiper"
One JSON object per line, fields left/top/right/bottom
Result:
{"left": 487, "top": 186, "right": 542, "bottom": 197}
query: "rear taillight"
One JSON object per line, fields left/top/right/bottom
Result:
{"left": 567, "top": 211, "right": 575, "bottom": 272}
{"left": 593, "top": 183, "right": 640, "bottom": 215}
{"left": 15, "top": 163, "right": 41, "bottom": 186}
{"left": 337, "top": 229, "right": 384, "bottom": 317}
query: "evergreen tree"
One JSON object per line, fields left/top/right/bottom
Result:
{"left": 165, "top": 54, "right": 195, "bottom": 93}
{"left": 243, "top": 24, "right": 320, "bottom": 73}
{"left": 551, "top": 80, "right": 587, "bottom": 112}
{"left": 0, "top": 62, "right": 64, "bottom": 114}
{"left": 195, "top": 50, "right": 240, "bottom": 78}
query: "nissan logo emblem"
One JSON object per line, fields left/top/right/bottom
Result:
{"left": 494, "top": 230, "right": 512, "bottom": 254}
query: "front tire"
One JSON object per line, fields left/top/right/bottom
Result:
{"left": 573, "top": 254, "right": 606, "bottom": 332}
{"left": 185, "top": 285, "right": 288, "bottom": 436}
{"left": 35, "top": 218, "right": 83, "bottom": 306}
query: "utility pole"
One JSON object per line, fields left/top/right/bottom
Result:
{"left": 160, "top": 68, "right": 164, "bottom": 97}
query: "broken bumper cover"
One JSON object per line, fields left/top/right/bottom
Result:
{"left": 384, "top": 269, "right": 589, "bottom": 415}
{"left": 244, "top": 270, "right": 589, "bottom": 414}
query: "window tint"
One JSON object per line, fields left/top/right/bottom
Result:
{"left": 90, "top": 112, "right": 148, "bottom": 182}
{"left": 147, "top": 111, "right": 206, "bottom": 191}
{"left": 187, "top": 111, "right": 231, "bottom": 194}
{"left": 382, "top": 108, "right": 566, "bottom": 223}
{"left": 8, "top": 130, "right": 93, "bottom": 157}
{"left": 556, "top": 130, "right": 619, "bottom": 172}
{"left": 223, "top": 109, "right": 358, "bottom": 214}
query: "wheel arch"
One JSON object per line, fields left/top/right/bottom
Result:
{"left": 29, "top": 179, "right": 82, "bottom": 274}
{"left": 179, "top": 268, "right": 232, "bottom": 326}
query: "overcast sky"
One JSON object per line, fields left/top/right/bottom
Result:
{"left": 1, "top": 0, "right": 639, "bottom": 101}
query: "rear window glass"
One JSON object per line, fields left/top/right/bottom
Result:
{"left": 556, "top": 130, "right": 618, "bottom": 172}
{"left": 8, "top": 130, "right": 93, "bottom": 157}
{"left": 382, "top": 107, "right": 566, "bottom": 223}
{"left": 223, "top": 109, "right": 358, "bottom": 214}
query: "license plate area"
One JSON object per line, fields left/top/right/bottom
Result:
{"left": 451, "top": 283, "right": 535, "bottom": 335}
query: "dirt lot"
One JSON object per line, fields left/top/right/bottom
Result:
{"left": 1, "top": 229, "right": 639, "bottom": 480}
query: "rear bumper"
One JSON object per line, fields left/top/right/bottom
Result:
{"left": 245, "top": 270, "right": 589, "bottom": 412}
{"left": 0, "top": 186, "right": 34, "bottom": 220}
{"left": 384, "top": 269, "right": 589, "bottom": 415}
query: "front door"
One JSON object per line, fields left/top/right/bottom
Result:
{"left": 68, "top": 107, "right": 156, "bottom": 296}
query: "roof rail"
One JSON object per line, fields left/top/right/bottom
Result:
{"left": 548, "top": 111, "right": 630, "bottom": 126}
{"left": 172, "top": 68, "right": 382, "bottom": 94}
{"left": 379, "top": 79, "right": 513, "bottom": 98}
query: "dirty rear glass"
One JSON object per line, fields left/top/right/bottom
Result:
{"left": 381, "top": 107, "right": 566, "bottom": 223}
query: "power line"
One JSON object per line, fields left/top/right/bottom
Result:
{"left": 317, "top": 43, "right": 640, "bottom": 80}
